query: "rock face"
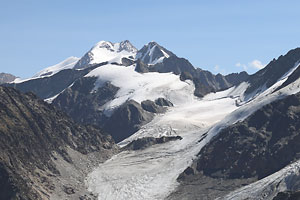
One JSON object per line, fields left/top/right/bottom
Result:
{"left": 155, "top": 98, "right": 173, "bottom": 107}
{"left": 0, "top": 86, "right": 115, "bottom": 199}
{"left": 196, "top": 93, "right": 300, "bottom": 180}
{"left": 273, "top": 191, "right": 300, "bottom": 200}
{"left": 276, "top": 65, "right": 300, "bottom": 92}
{"left": 0, "top": 73, "right": 16, "bottom": 84}
{"left": 103, "top": 100, "right": 154, "bottom": 143}
{"left": 246, "top": 48, "right": 300, "bottom": 95}
{"left": 141, "top": 100, "right": 166, "bottom": 113}
{"left": 225, "top": 71, "right": 249, "bottom": 85}
{"left": 52, "top": 77, "right": 119, "bottom": 126}
{"left": 135, "top": 59, "right": 149, "bottom": 73}
{"left": 123, "top": 136, "right": 182, "bottom": 151}
{"left": 136, "top": 41, "right": 175, "bottom": 65}
{"left": 149, "top": 56, "right": 195, "bottom": 75}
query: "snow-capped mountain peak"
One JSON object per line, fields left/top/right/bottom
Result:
{"left": 94, "top": 40, "right": 137, "bottom": 53}
{"left": 74, "top": 40, "right": 137, "bottom": 69}
{"left": 136, "top": 41, "right": 174, "bottom": 65}
{"left": 118, "top": 40, "right": 138, "bottom": 53}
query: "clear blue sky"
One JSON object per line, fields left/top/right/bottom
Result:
{"left": 1, "top": 0, "right": 300, "bottom": 78}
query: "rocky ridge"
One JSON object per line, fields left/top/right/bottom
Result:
{"left": 0, "top": 86, "right": 116, "bottom": 200}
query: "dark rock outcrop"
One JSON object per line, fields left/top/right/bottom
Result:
{"left": 225, "top": 71, "right": 249, "bottom": 86}
{"left": 275, "top": 65, "right": 300, "bottom": 92}
{"left": 0, "top": 86, "right": 115, "bottom": 199}
{"left": 150, "top": 56, "right": 195, "bottom": 75}
{"left": 273, "top": 191, "right": 300, "bottom": 200}
{"left": 103, "top": 100, "right": 154, "bottom": 143}
{"left": 155, "top": 98, "right": 173, "bottom": 107}
{"left": 123, "top": 136, "right": 182, "bottom": 151}
{"left": 52, "top": 78, "right": 119, "bottom": 126}
{"left": 192, "top": 69, "right": 249, "bottom": 97}
{"left": 246, "top": 48, "right": 300, "bottom": 95}
{"left": 141, "top": 100, "right": 166, "bottom": 113}
{"left": 121, "top": 57, "right": 135, "bottom": 66}
{"left": 136, "top": 41, "right": 175, "bottom": 65}
{"left": 135, "top": 59, "right": 149, "bottom": 73}
{"left": 195, "top": 93, "right": 300, "bottom": 180}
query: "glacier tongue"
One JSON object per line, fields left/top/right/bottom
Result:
{"left": 85, "top": 88, "right": 239, "bottom": 200}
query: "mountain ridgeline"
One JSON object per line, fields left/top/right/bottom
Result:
{"left": 3, "top": 40, "right": 249, "bottom": 142}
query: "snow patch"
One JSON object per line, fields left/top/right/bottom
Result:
{"left": 34, "top": 56, "right": 79, "bottom": 78}
{"left": 85, "top": 64, "right": 195, "bottom": 113}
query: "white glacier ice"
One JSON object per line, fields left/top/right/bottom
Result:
{"left": 85, "top": 59, "right": 300, "bottom": 200}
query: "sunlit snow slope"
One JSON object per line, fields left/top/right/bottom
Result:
{"left": 85, "top": 64, "right": 194, "bottom": 113}
{"left": 33, "top": 56, "right": 80, "bottom": 78}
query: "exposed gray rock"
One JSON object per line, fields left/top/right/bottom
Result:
{"left": 167, "top": 172, "right": 255, "bottom": 200}
{"left": 0, "top": 86, "right": 116, "bottom": 200}
{"left": 195, "top": 93, "right": 300, "bottom": 180}
{"left": 123, "top": 136, "right": 182, "bottom": 151}
{"left": 225, "top": 71, "right": 249, "bottom": 85}
{"left": 135, "top": 59, "right": 149, "bottom": 73}
{"left": 275, "top": 65, "right": 300, "bottom": 92}
{"left": 141, "top": 100, "right": 166, "bottom": 113}
{"left": 0, "top": 73, "right": 17, "bottom": 84}
{"left": 246, "top": 48, "right": 300, "bottom": 95}
{"left": 103, "top": 100, "right": 154, "bottom": 143}
{"left": 52, "top": 78, "right": 119, "bottom": 126}
{"left": 273, "top": 190, "right": 300, "bottom": 200}
{"left": 121, "top": 57, "right": 135, "bottom": 66}
{"left": 150, "top": 56, "right": 195, "bottom": 75}
{"left": 155, "top": 98, "right": 173, "bottom": 107}
{"left": 136, "top": 41, "right": 175, "bottom": 65}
